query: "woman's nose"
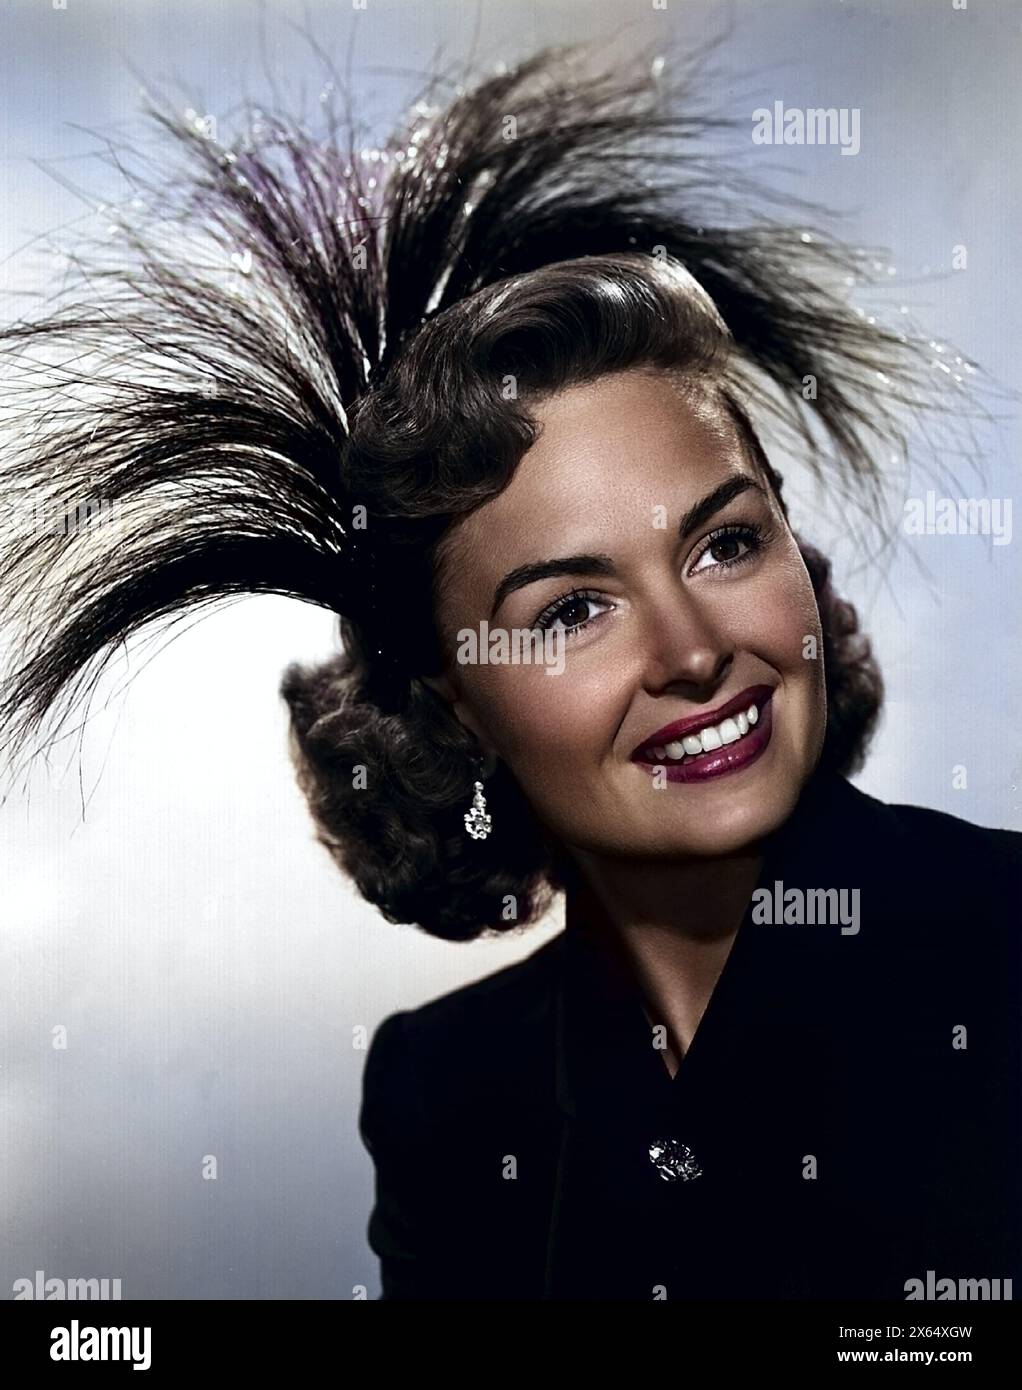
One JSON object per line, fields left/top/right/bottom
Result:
{"left": 638, "top": 593, "right": 733, "bottom": 697}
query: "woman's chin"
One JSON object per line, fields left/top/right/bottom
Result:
{"left": 628, "top": 745, "right": 812, "bottom": 857}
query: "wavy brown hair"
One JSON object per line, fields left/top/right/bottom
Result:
{"left": 282, "top": 254, "right": 884, "bottom": 941}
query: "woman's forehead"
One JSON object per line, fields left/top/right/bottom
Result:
{"left": 438, "top": 372, "right": 758, "bottom": 590}
{"left": 479, "top": 375, "right": 744, "bottom": 507}
{"left": 526, "top": 370, "right": 741, "bottom": 473}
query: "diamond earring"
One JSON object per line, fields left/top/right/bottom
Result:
{"left": 463, "top": 768, "right": 492, "bottom": 840}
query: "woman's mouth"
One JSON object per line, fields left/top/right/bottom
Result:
{"left": 631, "top": 684, "right": 775, "bottom": 784}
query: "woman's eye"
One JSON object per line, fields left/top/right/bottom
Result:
{"left": 535, "top": 591, "right": 607, "bottom": 634}
{"left": 690, "top": 525, "right": 762, "bottom": 575}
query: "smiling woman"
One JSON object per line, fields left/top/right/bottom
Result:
{"left": 0, "top": 41, "right": 1018, "bottom": 1302}
{"left": 424, "top": 368, "right": 827, "bottom": 865}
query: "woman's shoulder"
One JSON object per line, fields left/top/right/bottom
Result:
{"left": 812, "top": 771, "right": 1021, "bottom": 871}
{"left": 846, "top": 775, "right": 1022, "bottom": 873}
{"left": 361, "top": 932, "right": 565, "bottom": 1116}
{"left": 828, "top": 776, "right": 1022, "bottom": 969}
{"left": 389, "top": 929, "right": 565, "bottom": 1035}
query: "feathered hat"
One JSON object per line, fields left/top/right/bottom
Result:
{"left": 0, "top": 38, "right": 968, "bottom": 767}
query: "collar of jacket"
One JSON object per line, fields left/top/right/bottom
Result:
{"left": 550, "top": 767, "right": 902, "bottom": 1122}
{"left": 542, "top": 767, "right": 907, "bottom": 1296}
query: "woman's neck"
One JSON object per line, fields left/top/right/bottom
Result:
{"left": 564, "top": 845, "right": 765, "bottom": 1073}
{"left": 566, "top": 843, "right": 764, "bottom": 942}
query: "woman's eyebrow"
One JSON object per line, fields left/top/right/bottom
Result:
{"left": 678, "top": 475, "right": 765, "bottom": 540}
{"left": 489, "top": 474, "right": 765, "bottom": 620}
{"left": 489, "top": 552, "right": 615, "bottom": 620}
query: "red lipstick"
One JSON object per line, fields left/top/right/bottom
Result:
{"left": 632, "top": 684, "right": 774, "bottom": 757}
{"left": 631, "top": 684, "right": 775, "bottom": 784}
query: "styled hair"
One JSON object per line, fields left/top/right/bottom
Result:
{"left": 282, "top": 253, "right": 883, "bottom": 940}
{"left": 0, "top": 41, "right": 966, "bottom": 938}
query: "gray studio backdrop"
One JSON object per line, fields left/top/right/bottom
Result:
{"left": 1, "top": 0, "right": 1018, "bottom": 1298}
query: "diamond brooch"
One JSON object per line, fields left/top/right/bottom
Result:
{"left": 648, "top": 1137, "right": 703, "bottom": 1183}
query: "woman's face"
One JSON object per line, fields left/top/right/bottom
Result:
{"left": 430, "top": 367, "right": 827, "bottom": 861}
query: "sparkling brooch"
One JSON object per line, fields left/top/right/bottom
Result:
{"left": 648, "top": 1137, "right": 703, "bottom": 1183}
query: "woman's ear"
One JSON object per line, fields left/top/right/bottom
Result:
{"left": 419, "top": 670, "right": 499, "bottom": 774}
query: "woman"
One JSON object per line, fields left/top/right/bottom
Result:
{"left": 1, "top": 44, "right": 1018, "bottom": 1301}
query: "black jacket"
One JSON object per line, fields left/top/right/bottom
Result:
{"left": 358, "top": 771, "right": 1022, "bottom": 1300}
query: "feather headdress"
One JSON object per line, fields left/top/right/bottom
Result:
{"left": 0, "top": 39, "right": 971, "bottom": 767}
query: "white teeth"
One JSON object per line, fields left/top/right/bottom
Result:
{"left": 643, "top": 697, "right": 766, "bottom": 763}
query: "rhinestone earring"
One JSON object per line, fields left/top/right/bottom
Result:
{"left": 463, "top": 765, "right": 492, "bottom": 840}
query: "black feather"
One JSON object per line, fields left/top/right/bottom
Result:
{"left": 0, "top": 37, "right": 978, "bottom": 765}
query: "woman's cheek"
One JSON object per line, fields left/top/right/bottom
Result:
{"left": 743, "top": 550, "right": 823, "bottom": 670}
{"left": 467, "top": 657, "right": 619, "bottom": 783}
{"left": 750, "top": 555, "right": 828, "bottom": 752}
